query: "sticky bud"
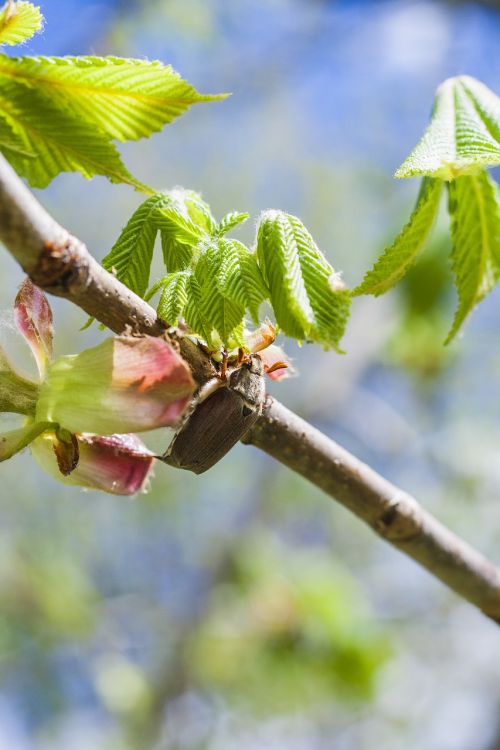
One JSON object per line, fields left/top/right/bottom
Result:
{"left": 36, "top": 336, "right": 195, "bottom": 435}
{"left": 32, "top": 431, "right": 155, "bottom": 495}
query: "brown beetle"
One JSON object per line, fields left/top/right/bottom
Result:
{"left": 162, "top": 356, "right": 265, "bottom": 474}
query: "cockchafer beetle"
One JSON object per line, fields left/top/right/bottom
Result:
{"left": 162, "top": 355, "right": 265, "bottom": 475}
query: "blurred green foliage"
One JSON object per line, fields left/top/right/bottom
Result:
{"left": 188, "top": 534, "right": 389, "bottom": 711}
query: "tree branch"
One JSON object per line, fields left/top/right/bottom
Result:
{"left": 0, "top": 154, "right": 499, "bottom": 623}
{"left": 243, "top": 399, "right": 500, "bottom": 621}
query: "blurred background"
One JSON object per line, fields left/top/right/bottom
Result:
{"left": 1, "top": 0, "right": 500, "bottom": 747}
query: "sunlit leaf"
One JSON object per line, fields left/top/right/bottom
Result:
{"left": 0, "top": 54, "right": 228, "bottom": 141}
{"left": 192, "top": 241, "right": 246, "bottom": 347}
{"left": 446, "top": 170, "right": 500, "bottom": 342}
{"left": 0, "top": 79, "right": 141, "bottom": 189}
{"left": 157, "top": 271, "right": 190, "bottom": 326}
{"left": 396, "top": 76, "right": 500, "bottom": 180}
{"left": 215, "top": 211, "right": 249, "bottom": 237}
{"left": 102, "top": 193, "right": 169, "bottom": 296}
{"left": 0, "top": 1, "right": 42, "bottom": 46}
{"left": 354, "top": 178, "right": 443, "bottom": 296}
{"left": 256, "top": 211, "right": 350, "bottom": 350}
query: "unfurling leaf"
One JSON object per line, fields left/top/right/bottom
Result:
{"left": 215, "top": 211, "right": 250, "bottom": 237}
{"left": 183, "top": 274, "right": 211, "bottom": 343}
{"left": 256, "top": 210, "right": 350, "bottom": 350}
{"left": 396, "top": 76, "right": 500, "bottom": 180}
{"left": 446, "top": 170, "right": 500, "bottom": 342}
{"left": 354, "top": 178, "right": 443, "bottom": 296}
{"left": 155, "top": 203, "right": 206, "bottom": 251}
{"left": 191, "top": 241, "right": 246, "bottom": 347}
{"left": 216, "top": 239, "right": 268, "bottom": 323}
{"left": 157, "top": 271, "right": 190, "bottom": 326}
{"left": 102, "top": 194, "right": 170, "bottom": 296}
{"left": 0, "top": 1, "right": 42, "bottom": 46}
{"left": 170, "top": 188, "right": 217, "bottom": 234}
{"left": 159, "top": 189, "right": 213, "bottom": 272}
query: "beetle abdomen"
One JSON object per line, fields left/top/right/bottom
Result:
{"left": 163, "top": 358, "right": 265, "bottom": 475}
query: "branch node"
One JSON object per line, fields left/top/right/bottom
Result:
{"left": 374, "top": 493, "right": 422, "bottom": 543}
{"left": 31, "top": 235, "right": 89, "bottom": 292}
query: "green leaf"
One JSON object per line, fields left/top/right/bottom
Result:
{"left": 396, "top": 76, "right": 500, "bottom": 180}
{"left": 0, "top": 54, "right": 228, "bottom": 142}
{"left": 102, "top": 193, "right": 169, "bottom": 296}
{"left": 0, "top": 79, "right": 141, "bottom": 189}
{"left": 157, "top": 271, "right": 190, "bottom": 326}
{"left": 154, "top": 203, "right": 206, "bottom": 247}
{"left": 216, "top": 238, "right": 268, "bottom": 323}
{"left": 192, "top": 241, "right": 246, "bottom": 347}
{"left": 215, "top": 211, "right": 250, "bottom": 237}
{"left": 176, "top": 189, "right": 217, "bottom": 234}
{"left": 156, "top": 189, "right": 213, "bottom": 271}
{"left": 256, "top": 211, "right": 350, "bottom": 350}
{"left": 0, "top": 111, "right": 33, "bottom": 157}
{"left": 161, "top": 232, "right": 195, "bottom": 273}
{"left": 183, "top": 274, "right": 211, "bottom": 343}
{"left": 446, "top": 170, "right": 500, "bottom": 342}
{"left": 0, "top": 1, "right": 42, "bottom": 46}
{"left": 354, "top": 178, "right": 443, "bottom": 296}
{"left": 156, "top": 205, "right": 208, "bottom": 277}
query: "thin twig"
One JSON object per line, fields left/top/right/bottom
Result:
{"left": 0, "top": 154, "right": 499, "bottom": 623}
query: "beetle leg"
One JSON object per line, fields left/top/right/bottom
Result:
{"left": 264, "top": 361, "right": 288, "bottom": 376}
{"left": 220, "top": 349, "right": 228, "bottom": 381}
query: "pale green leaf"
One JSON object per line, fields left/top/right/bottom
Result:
{"left": 0, "top": 54, "right": 228, "bottom": 142}
{"left": 155, "top": 190, "right": 211, "bottom": 272}
{"left": 174, "top": 188, "right": 217, "bottom": 234}
{"left": 0, "top": 1, "right": 42, "bottom": 46}
{"left": 145, "top": 276, "right": 169, "bottom": 302}
{"left": 354, "top": 178, "right": 443, "bottom": 296}
{"left": 0, "top": 79, "right": 141, "bottom": 189}
{"left": 396, "top": 76, "right": 500, "bottom": 180}
{"left": 257, "top": 211, "right": 350, "bottom": 350}
{"left": 154, "top": 203, "right": 206, "bottom": 246}
{"left": 192, "top": 241, "right": 246, "bottom": 347}
{"left": 215, "top": 211, "right": 250, "bottom": 237}
{"left": 156, "top": 204, "right": 207, "bottom": 274}
{"left": 446, "top": 170, "right": 500, "bottom": 342}
{"left": 157, "top": 271, "right": 190, "bottom": 326}
{"left": 161, "top": 233, "right": 194, "bottom": 273}
{"left": 216, "top": 238, "right": 268, "bottom": 322}
{"left": 102, "top": 193, "right": 168, "bottom": 296}
{"left": 183, "top": 274, "right": 211, "bottom": 343}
